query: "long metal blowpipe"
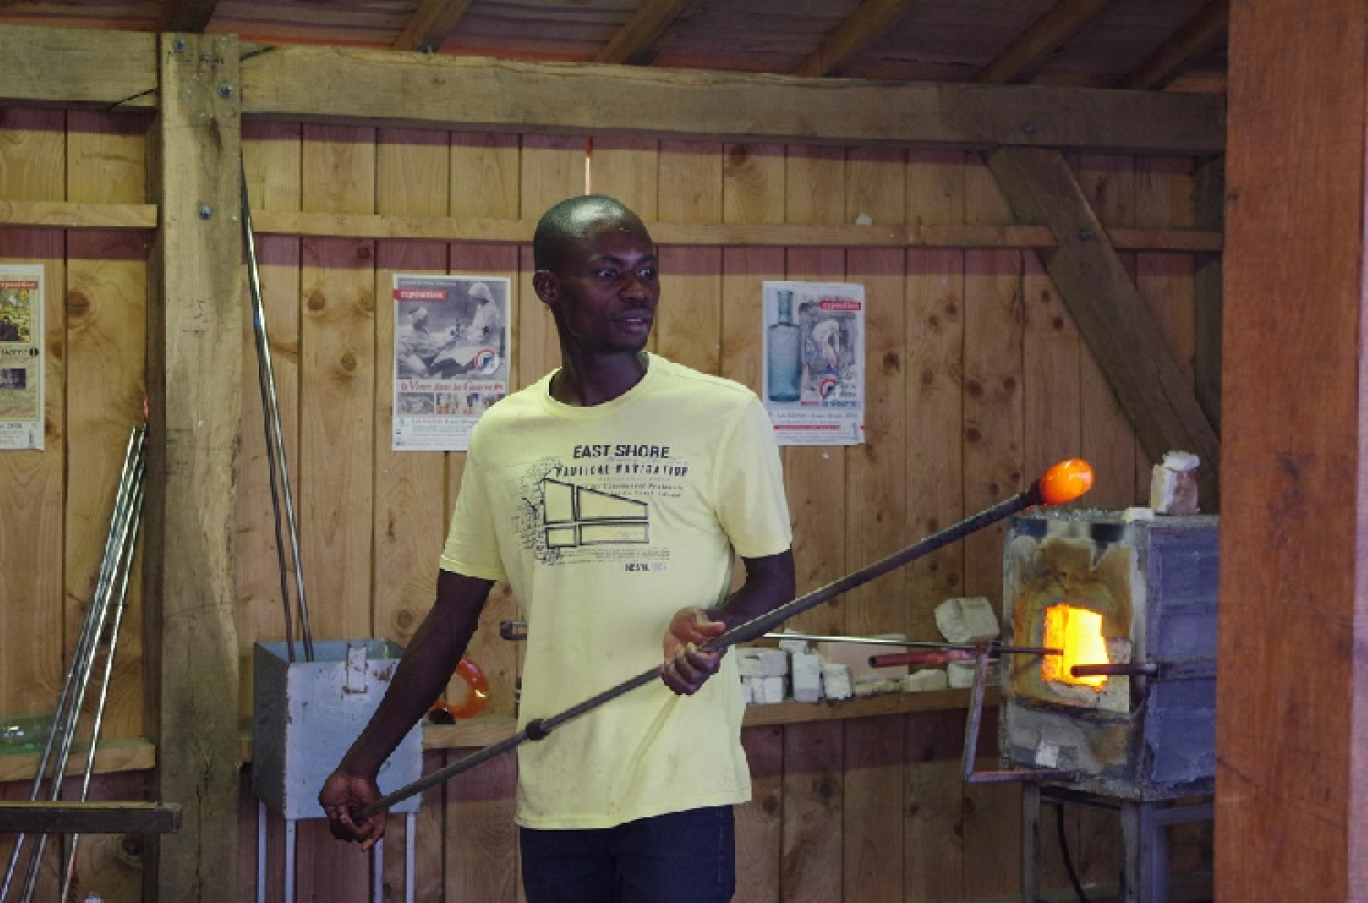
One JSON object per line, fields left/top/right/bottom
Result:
{"left": 354, "top": 459, "right": 1094, "bottom": 820}
{"left": 241, "top": 165, "right": 313, "bottom": 663}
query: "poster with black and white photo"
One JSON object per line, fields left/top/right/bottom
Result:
{"left": 0, "top": 265, "right": 44, "bottom": 451}
{"left": 392, "top": 274, "right": 511, "bottom": 451}
{"left": 761, "top": 280, "right": 865, "bottom": 446}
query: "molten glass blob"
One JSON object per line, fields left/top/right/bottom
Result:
{"left": 1039, "top": 459, "right": 1095, "bottom": 506}
{"left": 1041, "top": 604, "right": 1108, "bottom": 689}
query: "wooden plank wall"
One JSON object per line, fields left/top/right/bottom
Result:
{"left": 0, "top": 114, "right": 1207, "bottom": 902}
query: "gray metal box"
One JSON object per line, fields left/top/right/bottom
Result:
{"left": 252, "top": 640, "right": 423, "bottom": 819}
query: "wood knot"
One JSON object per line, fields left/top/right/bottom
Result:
{"left": 340, "top": 351, "right": 357, "bottom": 372}
{"left": 67, "top": 290, "right": 90, "bottom": 318}
{"left": 306, "top": 291, "right": 325, "bottom": 312}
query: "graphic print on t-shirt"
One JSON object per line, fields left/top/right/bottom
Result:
{"left": 514, "top": 448, "right": 691, "bottom": 570}
{"left": 542, "top": 478, "right": 649, "bottom": 548}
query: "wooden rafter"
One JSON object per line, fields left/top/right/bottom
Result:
{"left": 393, "top": 0, "right": 475, "bottom": 52}
{"left": 975, "top": 0, "right": 1112, "bottom": 84}
{"left": 594, "top": 0, "right": 701, "bottom": 65}
{"left": 1117, "top": 0, "right": 1229, "bottom": 90}
{"left": 159, "top": 0, "right": 220, "bottom": 33}
{"left": 793, "top": 0, "right": 917, "bottom": 78}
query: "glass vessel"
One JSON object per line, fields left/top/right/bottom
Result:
{"left": 766, "top": 291, "right": 802, "bottom": 402}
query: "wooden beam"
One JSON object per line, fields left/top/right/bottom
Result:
{"left": 0, "top": 802, "right": 181, "bottom": 835}
{"left": 0, "top": 199, "right": 157, "bottom": 230}
{"left": 241, "top": 208, "right": 1219, "bottom": 251}
{"left": 159, "top": 0, "right": 221, "bottom": 33}
{"left": 1117, "top": 0, "right": 1229, "bottom": 91}
{"left": 986, "top": 146, "right": 1220, "bottom": 504}
{"left": 240, "top": 46, "right": 1225, "bottom": 154}
{"left": 594, "top": 0, "right": 702, "bottom": 65}
{"left": 975, "top": 0, "right": 1112, "bottom": 84}
{"left": 0, "top": 25, "right": 154, "bottom": 106}
{"left": 1219, "top": 1, "right": 1367, "bottom": 898}
{"left": 793, "top": 0, "right": 917, "bottom": 78}
{"left": 144, "top": 31, "right": 243, "bottom": 903}
{"left": 393, "top": 0, "right": 475, "bottom": 52}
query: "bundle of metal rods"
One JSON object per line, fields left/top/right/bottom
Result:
{"left": 0, "top": 423, "right": 147, "bottom": 903}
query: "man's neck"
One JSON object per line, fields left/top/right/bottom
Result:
{"left": 550, "top": 350, "right": 648, "bottom": 407}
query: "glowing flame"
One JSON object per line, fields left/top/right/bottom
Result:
{"left": 1041, "top": 604, "right": 1108, "bottom": 689}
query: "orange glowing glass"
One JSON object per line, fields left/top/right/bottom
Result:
{"left": 1041, "top": 604, "right": 1108, "bottom": 689}
{"left": 1039, "top": 459, "right": 1095, "bottom": 506}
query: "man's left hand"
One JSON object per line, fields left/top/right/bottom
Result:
{"left": 661, "top": 607, "right": 727, "bottom": 695}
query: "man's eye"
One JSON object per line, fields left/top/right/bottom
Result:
{"left": 596, "top": 269, "right": 618, "bottom": 280}
{"left": 639, "top": 268, "right": 657, "bottom": 281}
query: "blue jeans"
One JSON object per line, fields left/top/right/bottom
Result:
{"left": 520, "top": 806, "right": 736, "bottom": 903}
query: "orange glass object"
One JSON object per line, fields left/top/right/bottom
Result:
{"left": 1038, "top": 459, "right": 1094, "bottom": 506}
{"left": 435, "top": 657, "right": 490, "bottom": 719}
{"left": 1041, "top": 604, "right": 1108, "bottom": 689}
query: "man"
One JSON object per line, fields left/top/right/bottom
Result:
{"left": 320, "top": 194, "right": 795, "bottom": 903}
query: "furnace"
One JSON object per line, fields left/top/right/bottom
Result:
{"left": 998, "top": 509, "right": 1219, "bottom": 801}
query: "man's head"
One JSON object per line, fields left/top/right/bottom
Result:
{"left": 412, "top": 307, "right": 429, "bottom": 324}
{"left": 469, "top": 282, "right": 494, "bottom": 304}
{"left": 532, "top": 195, "right": 659, "bottom": 355}
{"left": 533, "top": 195, "right": 649, "bottom": 273}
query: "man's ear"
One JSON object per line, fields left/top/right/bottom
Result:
{"left": 532, "top": 270, "right": 556, "bottom": 306}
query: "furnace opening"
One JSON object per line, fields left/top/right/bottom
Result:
{"left": 1040, "top": 604, "right": 1109, "bottom": 689}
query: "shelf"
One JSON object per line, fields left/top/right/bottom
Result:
{"left": 0, "top": 737, "right": 156, "bottom": 784}
{"left": 421, "top": 687, "right": 998, "bottom": 750}
{"left": 0, "top": 688, "right": 1000, "bottom": 781}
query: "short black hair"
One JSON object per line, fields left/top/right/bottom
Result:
{"left": 532, "top": 194, "right": 646, "bottom": 271}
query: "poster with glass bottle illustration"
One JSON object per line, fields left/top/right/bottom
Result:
{"left": 761, "top": 280, "right": 865, "bottom": 446}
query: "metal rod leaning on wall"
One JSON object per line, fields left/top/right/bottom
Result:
{"left": 59, "top": 474, "right": 145, "bottom": 901}
{"left": 1, "top": 424, "right": 146, "bottom": 903}
{"left": 19, "top": 443, "right": 144, "bottom": 903}
{"left": 354, "top": 460, "right": 1096, "bottom": 821}
{"left": 241, "top": 166, "right": 313, "bottom": 663}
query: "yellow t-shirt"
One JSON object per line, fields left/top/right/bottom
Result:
{"left": 441, "top": 353, "right": 792, "bottom": 829}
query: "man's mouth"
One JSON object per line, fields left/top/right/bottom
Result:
{"left": 616, "top": 312, "right": 654, "bottom": 332}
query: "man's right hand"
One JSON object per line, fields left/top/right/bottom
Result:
{"left": 318, "top": 769, "right": 386, "bottom": 850}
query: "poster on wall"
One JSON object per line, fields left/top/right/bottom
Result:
{"left": 761, "top": 280, "right": 865, "bottom": 446}
{"left": 0, "top": 265, "right": 44, "bottom": 451}
{"left": 391, "top": 274, "right": 511, "bottom": 451}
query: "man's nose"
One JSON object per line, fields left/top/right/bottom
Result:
{"left": 619, "top": 272, "right": 653, "bottom": 299}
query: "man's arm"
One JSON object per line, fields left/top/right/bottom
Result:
{"left": 319, "top": 569, "right": 494, "bottom": 846}
{"left": 661, "top": 549, "right": 795, "bottom": 695}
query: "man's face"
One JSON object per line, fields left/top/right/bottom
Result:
{"left": 536, "top": 215, "right": 659, "bottom": 354}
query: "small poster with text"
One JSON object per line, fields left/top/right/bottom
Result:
{"left": 392, "top": 274, "right": 511, "bottom": 451}
{"left": 0, "top": 264, "right": 44, "bottom": 451}
{"left": 761, "top": 280, "right": 865, "bottom": 446}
